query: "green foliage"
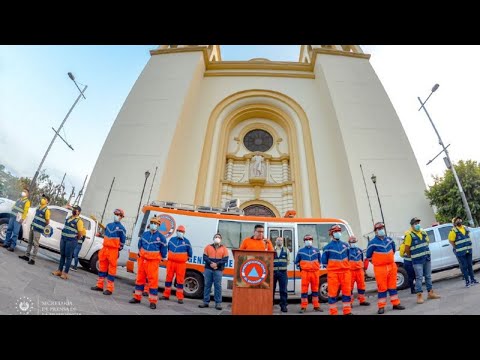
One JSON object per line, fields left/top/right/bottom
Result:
{"left": 0, "top": 165, "right": 67, "bottom": 207}
{"left": 425, "top": 160, "right": 480, "bottom": 226}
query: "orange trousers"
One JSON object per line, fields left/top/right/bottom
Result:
{"left": 300, "top": 271, "right": 320, "bottom": 309}
{"left": 96, "top": 246, "right": 118, "bottom": 293}
{"left": 373, "top": 263, "right": 400, "bottom": 309}
{"left": 163, "top": 260, "right": 187, "bottom": 300}
{"left": 327, "top": 271, "right": 352, "bottom": 315}
{"left": 134, "top": 257, "right": 160, "bottom": 304}
{"left": 350, "top": 269, "right": 367, "bottom": 304}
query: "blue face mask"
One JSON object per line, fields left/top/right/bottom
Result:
{"left": 150, "top": 224, "right": 158, "bottom": 231}
{"left": 377, "top": 229, "right": 386, "bottom": 237}
{"left": 333, "top": 232, "right": 341, "bottom": 240}
{"left": 414, "top": 224, "right": 421, "bottom": 231}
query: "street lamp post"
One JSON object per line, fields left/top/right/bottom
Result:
{"left": 418, "top": 84, "right": 475, "bottom": 227}
{"left": 371, "top": 174, "right": 387, "bottom": 234}
{"left": 135, "top": 170, "right": 151, "bottom": 225}
{"left": 29, "top": 73, "right": 87, "bottom": 193}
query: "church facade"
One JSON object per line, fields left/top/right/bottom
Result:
{"left": 81, "top": 45, "right": 435, "bottom": 241}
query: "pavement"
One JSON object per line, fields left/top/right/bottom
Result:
{"left": 1, "top": 240, "right": 480, "bottom": 315}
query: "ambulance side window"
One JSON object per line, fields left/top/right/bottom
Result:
{"left": 218, "top": 221, "right": 262, "bottom": 249}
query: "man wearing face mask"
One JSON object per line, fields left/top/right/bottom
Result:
{"left": 161, "top": 225, "right": 192, "bottom": 304}
{"left": 273, "top": 237, "right": 290, "bottom": 313}
{"left": 404, "top": 217, "right": 440, "bottom": 303}
{"left": 129, "top": 217, "right": 167, "bottom": 309}
{"left": 366, "top": 222, "right": 405, "bottom": 314}
{"left": 295, "top": 234, "right": 322, "bottom": 313}
{"left": 321, "top": 225, "right": 352, "bottom": 315}
{"left": 348, "top": 236, "right": 370, "bottom": 307}
{"left": 449, "top": 216, "right": 479, "bottom": 287}
{"left": 3, "top": 188, "right": 30, "bottom": 251}
{"left": 91, "top": 209, "right": 127, "bottom": 295}
{"left": 52, "top": 205, "right": 84, "bottom": 280}
{"left": 199, "top": 233, "right": 229, "bottom": 310}
{"left": 19, "top": 194, "right": 50, "bottom": 264}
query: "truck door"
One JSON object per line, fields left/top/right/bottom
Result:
{"left": 42, "top": 207, "right": 69, "bottom": 250}
{"left": 268, "top": 227, "right": 295, "bottom": 292}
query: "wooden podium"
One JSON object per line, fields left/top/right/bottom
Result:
{"left": 232, "top": 249, "right": 274, "bottom": 315}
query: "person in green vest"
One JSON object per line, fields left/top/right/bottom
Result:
{"left": 2, "top": 188, "right": 31, "bottom": 251}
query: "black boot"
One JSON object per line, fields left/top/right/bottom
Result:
{"left": 377, "top": 308, "right": 385, "bottom": 314}
{"left": 129, "top": 298, "right": 140, "bottom": 304}
{"left": 150, "top": 303, "right": 156, "bottom": 309}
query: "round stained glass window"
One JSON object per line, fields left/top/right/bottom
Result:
{"left": 243, "top": 129, "right": 273, "bottom": 152}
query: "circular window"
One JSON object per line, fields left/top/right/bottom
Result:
{"left": 243, "top": 129, "right": 273, "bottom": 152}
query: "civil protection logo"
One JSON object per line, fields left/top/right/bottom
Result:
{"left": 15, "top": 296, "right": 34, "bottom": 315}
{"left": 241, "top": 259, "right": 267, "bottom": 285}
{"left": 157, "top": 214, "right": 176, "bottom": 238}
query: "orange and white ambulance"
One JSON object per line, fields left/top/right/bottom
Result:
{"left": 127, "top": 200, "right": 353, "bottom": 302}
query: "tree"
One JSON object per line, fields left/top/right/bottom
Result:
{"left": 425, "top": 160, "right": 480, "bottom": 226}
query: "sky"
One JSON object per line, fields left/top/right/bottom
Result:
{"left": 1, "top": 45, "right": 479, "bottom": 200}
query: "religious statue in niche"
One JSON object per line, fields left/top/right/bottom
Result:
{"left": 251, "top": 153, "right": 265, "bottom": 178}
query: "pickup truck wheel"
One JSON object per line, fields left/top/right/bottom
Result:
{"left": 396, "top": 265, "right": 408, "bottom": 290}
{"left": 0, "top": 218, "right": 8, "bottom": 242}
{"left": 79, "top": 260, "right": 90, "bottom": 270}
{"left": 89, "top": 252, "right": 99, "bottom": 274}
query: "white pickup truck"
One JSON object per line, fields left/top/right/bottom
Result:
{"left": 365, "top": 223, "right": 480, "bottom": 289}
{"left": 0, "top": 201, "right": 130, "bottom": 273}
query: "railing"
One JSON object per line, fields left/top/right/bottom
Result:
{"left": 149, "top": 200, "right": 244, "bottom": 216}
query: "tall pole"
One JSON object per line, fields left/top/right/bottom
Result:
{"left": 29, "top": 84, "right": 88, "bottom": 193}
{"left": 360, "top": 164, "right": 375, "bottom": 228}
{"left": 135, "top": 171, "right": 151, "bottom": 226}
{"left": 418, "top": 96, "right": 474, "bottom": 226}
{"left": 371, "top": 174, "right": 387, "bottom": 235}
{"left": 100, "top": 177, "right": 115, "bottom": 224}
{"left": 74, "top": 175, "right": 88, "bottom": 206}
{"left": 146, "top": 166, "right": 158, "bottom": 205}
{"left": 54, "top": 172, "right": 66, "bottom": 204}
{"left": 67, "top": 187, "right": 75, "bottom": 206}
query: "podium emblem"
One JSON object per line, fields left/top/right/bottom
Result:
{"left": 240, "top": 259, "right": 267, "bottom": 285}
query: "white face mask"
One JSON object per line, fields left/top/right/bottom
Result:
{"left": 177, "top": 232, "right": 184, "bottom": 239}
{"left": 333, "top": 232, "right": 341, "bottom": 240}
{"left": 377, "top": 229, "right": 386, "bottom": 237}
{"left": 305, "top": 240, "right": 313, "bottom": 247}
{"left": 350, "top": 242, "right": 357, "bottom": 248}
{"left": 21, "top": 192, "right": 26, "bottom": 197}
{"left": 213, "top": 237, "right": 221, "bottom": 244}
{"left": 150, "top": 224, "right": 158, "bottom": 231}
{"left": 275, "top": 240, "right": 283, "bottom": 247}
{"left": 114, "top": 215, "right": 121, "bottom": 222}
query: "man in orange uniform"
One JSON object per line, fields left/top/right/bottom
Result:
{"left": 348, "top": 235, "right": 370, "bottom": 306}
{"left": 91, "top": 209, "right": 126, "bottom": 295}
{"left": 366, "top": 222, "right": 406, "bottom": 314}
{"left": 129, "top": 217, "right": 167, "bottom": 309}
{"left": 321, "top": 225, "right": 352, "bottom": 315}
{"left": 161, "top": 225, "right": 192, "bottom": 304}
{"left": 295, "top": 234, "right": 322, "bottom": 313}
{"left": 239, "top": 224, "right": 274, "bottom": 251}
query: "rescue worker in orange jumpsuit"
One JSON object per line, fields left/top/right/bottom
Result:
{"left": 321, "top": 225, "right": 352, "bottom": 315}
{"left": 161, "top": 225, "right": 192, "bottom": 304}
{"left": 91, "top": 209, "right": 126, "bottom": 295}
{"left": 348, "top": 235, "right": 370, "bottom": 306}
{"left": 295, "top": 234, "right": 322, "bottom": 313}
{"left": 129, "top": 217, "right": 167, "bottom": 309}
{"left": 366, "top": 222, "right": 406, "bottom": 314}
{"left": 239, "top": 224, "right": 274, "bottom": 251}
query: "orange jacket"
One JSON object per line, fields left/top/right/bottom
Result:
{"left": 239, "top": 237, "right": 274, "bottom": 251}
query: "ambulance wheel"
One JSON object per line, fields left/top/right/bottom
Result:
{"left": 183, "top": 271, "right": 204, "bottom": 299}
{"left": 396, "top": 264, "right": 408, "bottom": 290}
{"left": 79, "top": 260, "right": 90, "bottom": 269}
{"left": 89, "top": 251, "right": 99, "bottom": 274}
{"left": 319, "top": 275, "right": 328, "bottom": 303}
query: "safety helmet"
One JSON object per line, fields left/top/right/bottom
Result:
{"left": 328, "top": 225, "right": 342, "bottom": 236}
{"left": 177, "top": 225, "right": 186, "bottom": 232}
{"left": 114, "top": 208, "right": 125, "bottom": 217}
{"left": 373, "top": 222, "right": 385, "bottom": 231}
{"left": 150, "top": 217, "right": 161, "bottom": 225}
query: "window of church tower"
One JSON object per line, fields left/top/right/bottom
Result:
{"left": 243, "top": 129, "right": 273, "bottom": 152}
